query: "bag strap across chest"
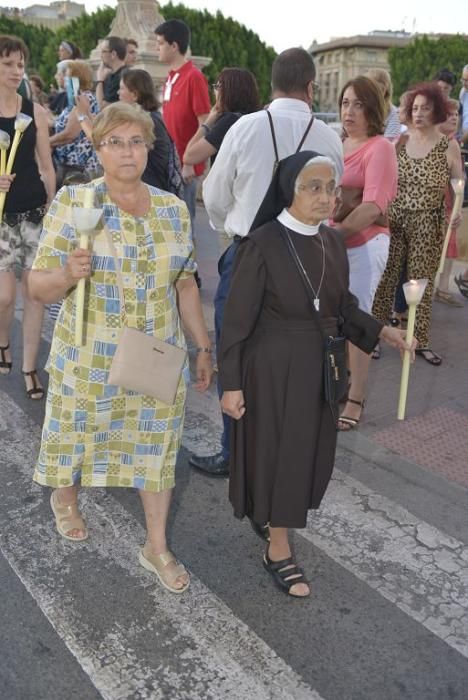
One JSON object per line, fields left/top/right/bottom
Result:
{"left": 266, "top": 110, "right": 315, "bottom": 176}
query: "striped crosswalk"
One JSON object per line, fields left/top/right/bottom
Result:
{"left": 1, "top": 312, "right": 468, "bottom": 698}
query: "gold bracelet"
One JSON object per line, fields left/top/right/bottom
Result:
{"left": 195, "top": 347, "right": 212, "bottom": 353}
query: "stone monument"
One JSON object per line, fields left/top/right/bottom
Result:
{"left": 88, "top": 0, "right": 211, "bottom": 90}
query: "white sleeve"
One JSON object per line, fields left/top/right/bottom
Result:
{"left": 463, "top": 94, "right": 468, "bottom": 132}
{"left": 202, "top": 126, "right": 238, "bottom": 231}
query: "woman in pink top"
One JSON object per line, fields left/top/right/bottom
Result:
{"left": 333, "top": 76, "right": 398, "bottom": 430}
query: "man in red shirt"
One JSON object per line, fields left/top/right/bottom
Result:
{"left": 155, "top": 19, "right": 210, "bottom": 283}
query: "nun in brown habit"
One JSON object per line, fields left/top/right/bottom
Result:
{"left": 218, "top": 151, "right": 414, "bottom": 598}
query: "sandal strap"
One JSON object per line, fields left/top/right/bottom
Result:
{"left": 22, "top": 369, "right": 44, "bottom": 397}
{"left": 142, "top": 549, "right": 187, "bottom": 585}
{"left": 338, "top": 416, "right": 359, "bottom": 426}
{"left": 0, "top": 344, "right": 11, "bottom": 368}
{"left": 347, "top": 398, "right": 365, "bottom": 408}
{"left": 51, "top": 494, "right": 86, "bottom": 534}
{"left": 265, "top": 553, "right": 295, "bottom": 571}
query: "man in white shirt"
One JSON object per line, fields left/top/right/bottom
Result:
{"left": 189, "top": 47, "right": 344, "bottom": 478}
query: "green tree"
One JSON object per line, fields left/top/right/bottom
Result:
{"left": 160, "top": 3, "right": 276, "bottom": 102}
{"left": 389, "top": 35, "right": 467, "bottom": 100}
{"left": 0, "top": 3, "right": 276, "bottom": 101}
{"left": 40, "top": 7, "right": 116, "bottom": 87}
{"left": 0, "top": 15, "right": 54, "bottom": 75}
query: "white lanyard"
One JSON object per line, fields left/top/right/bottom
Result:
{"left": 163, "top": 73, "right": 179, "bottom": 102}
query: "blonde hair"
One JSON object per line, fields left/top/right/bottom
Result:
{"left": 92, "top": 103, "right": 155, "bottom": 149}
{"left": 68, "top": 60, "right": 93, "bottom": 92}
{"left": 366, "top": 68, "right": 393, "bottom": 119}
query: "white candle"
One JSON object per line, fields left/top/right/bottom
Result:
{"left": 397, "top": 278, "right": 427, "bottom": 420}
{"left": 437, "top": 178, "right": 465, "bottom": 277}
{"left": 0, "top": 130, "right": 10, "bottom": 176}
{"left": 75, "top": 187, "right": 96, "bottom": 346}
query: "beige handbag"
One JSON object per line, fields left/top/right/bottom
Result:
{"left": 104, "top": 227, "right": 187, "bottom": 405}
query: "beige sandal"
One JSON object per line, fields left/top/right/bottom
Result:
{"left": 50, "top": 490, "right": 88, "bottom": 542}
{"left": 139, "top": 546, "right": 190, "bottom": 594}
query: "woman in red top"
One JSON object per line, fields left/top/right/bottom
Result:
{"left": 332, "top": 76, "right": 398, "bottom": 430}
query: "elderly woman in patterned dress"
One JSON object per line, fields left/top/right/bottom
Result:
{"left": 28, "top": 103, "right": 213, "bottom": 594}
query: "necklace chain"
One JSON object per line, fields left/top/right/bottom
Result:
{"left": 283, "top": 225, "right": 326, "bottom": 310}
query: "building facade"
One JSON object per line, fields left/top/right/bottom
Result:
{"left": 0, "top": 1, "right": 84, "bottom": 30}
{"left": 309, "top": 30, "right": 412, "bottom": 112}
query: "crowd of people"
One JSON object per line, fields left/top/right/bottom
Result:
{"left": 0, "top": 20, "right": 466, "bottom": 598}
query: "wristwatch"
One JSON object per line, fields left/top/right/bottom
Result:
{"left": 77, "top": 113, "right": 89, "bottom": 123}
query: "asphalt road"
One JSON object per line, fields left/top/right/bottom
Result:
{"left": 1, "top": 314, "right": 467, "bottom": 700}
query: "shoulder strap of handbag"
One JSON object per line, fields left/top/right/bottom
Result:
{"left": 266, "top": 110, "right": 315, "bottom": 175}
{"left": 102, "top": 225, "right": 129, "bottom": 326}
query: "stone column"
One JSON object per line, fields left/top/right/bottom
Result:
{"left": 88, "top": 0, "right": 211, "bottom": 90}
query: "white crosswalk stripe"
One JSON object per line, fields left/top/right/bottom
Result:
{"left": 184, "top": 387, "right": 468, "bottom": 660}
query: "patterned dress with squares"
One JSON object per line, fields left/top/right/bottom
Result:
{"left": 32, "top": 179, "right": 196, "bottom": 492}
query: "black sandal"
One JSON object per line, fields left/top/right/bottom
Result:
{"left": 415, "top": 349, "right": 442, "bottom": 366}
{"left": 338, "top": 398, "right": 365, "bottom": 431}
{"left": 0, "top": 344, "right": 12, "bottom": 375}
{"left": 22, "top": 369, "right": 45, "bottom": 400}
{"left": 263, "top": 550, "right": 310, "bottom": 598}
{"left": 454, "top": 275, "right": 468, "bottom": 299}
{"left": 249, "top": 518, "right": 270, "bottom": 542}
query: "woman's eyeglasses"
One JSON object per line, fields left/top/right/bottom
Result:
{"left": 98, "top": 136, "right": 148, "bottom": 151}
{"left": 298, "top": 182, "right": 336, "bottom": 196}
{"left": 211, "top": 82, "right": 221, "bottom": 90}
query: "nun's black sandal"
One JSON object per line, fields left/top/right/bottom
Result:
{"left": 263, "top": 550, "right": 310, "bottom": 598}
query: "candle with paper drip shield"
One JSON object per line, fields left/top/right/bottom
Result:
{"left": 437, "top": 178, "right": 465, "bottom": 278}
{"left": 0, "top": 130, "right": 10, "bottom": 175}
{"left": 0, "top": 112, "right": 33, "bottom": 222}
{"left": 397, "top": 278, "right": 428, "bottom": 421}
{"left": 72, "top": 187, "right": 101, "bottom": 346}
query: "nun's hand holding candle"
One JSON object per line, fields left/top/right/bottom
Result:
{"left": 219, "top": 151, "right": 413, "bottom": 599}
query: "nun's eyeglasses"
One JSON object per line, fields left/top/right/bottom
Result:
{"left": 298, "top": 182, "right": 336, "bottom": 196}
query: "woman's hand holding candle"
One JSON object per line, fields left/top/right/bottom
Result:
{"left": 64, "top": 248, "right": 92, "bottom": 285}
{"left": 379, "top": 325, "right": 416, "bottom": 360}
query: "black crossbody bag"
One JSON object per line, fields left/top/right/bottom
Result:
{"left": 279, "top": 226, "right": 348, "bottom": 422}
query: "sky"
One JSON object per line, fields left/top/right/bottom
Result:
{"left": 7, "top": 0, "right": 468, "bottom": 51}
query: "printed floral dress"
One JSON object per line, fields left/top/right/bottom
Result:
{"left": 32, "top": 180, "right": 195, "bottom": 492}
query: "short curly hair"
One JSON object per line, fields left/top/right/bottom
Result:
{"left": 68, "top": 60, "right": 93, "bottom": 92}
{"left": 404, "top": 82, "right": 448, "bottom": 125}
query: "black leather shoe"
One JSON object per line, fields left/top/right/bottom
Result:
{"left": 189, "top": 452, "right": 229, "bottom": 477}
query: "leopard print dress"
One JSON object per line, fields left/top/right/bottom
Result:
{"left": 372, "top": 136, "right": 449, "bottom": 347}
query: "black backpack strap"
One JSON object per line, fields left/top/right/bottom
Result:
{"left": 266, "top": 110, "right": 280, "bottom": 175}
{"left": 296, "top": 115, "right": 315, "bottom": 153}
{"left": 267, "top": 111, "right": 315, "bottom": 176}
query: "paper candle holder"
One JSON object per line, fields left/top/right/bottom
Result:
{"left": 72, "top": 207, "right": 102, "bottom": 232}
{"left": 402, "top": 278, "right": 428, "bottom": 306}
